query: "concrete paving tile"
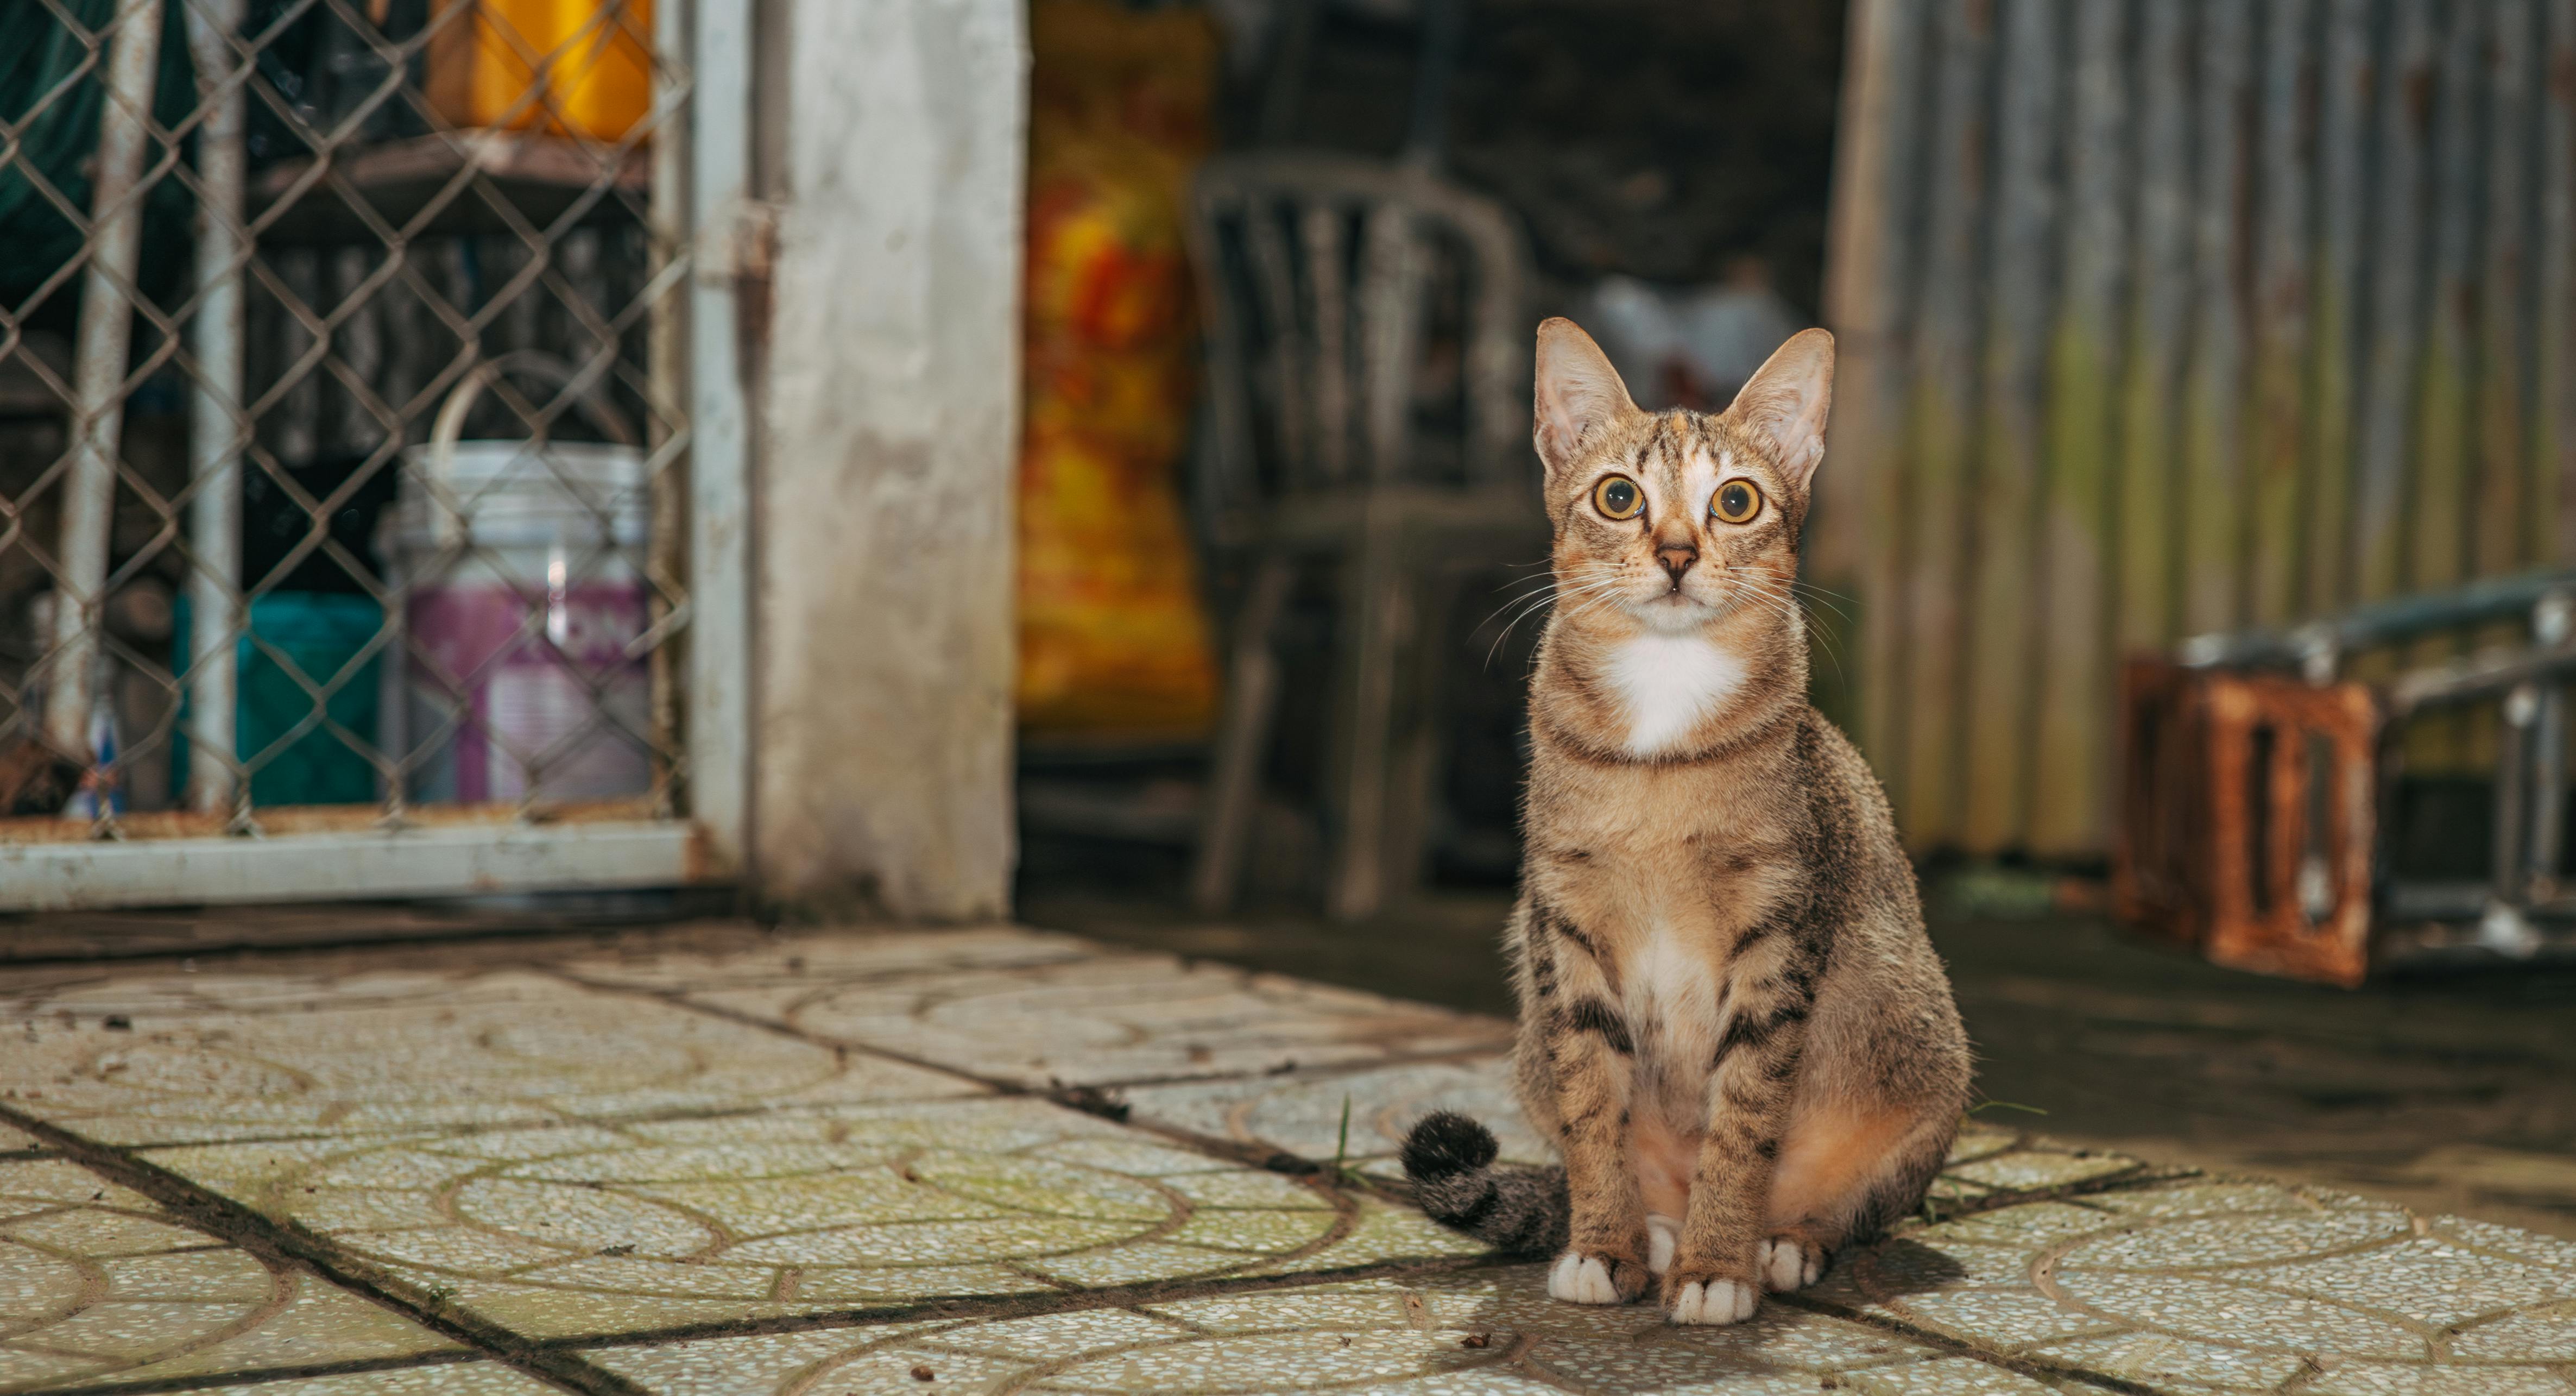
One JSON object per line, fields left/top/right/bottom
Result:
{"left": 1867, "top": 1235, "right": 2035, "bottom": 1288}
{"left": 595, "top": 1269, "right": 1961, "bottom": 1395}
{"left": 1242, "top": 1193, "right": 1497, "bottom": 1271}
{"left": 1025, "top": 1327, "right": 1500, "bottom": 1392}
{"left": 2448, "top": 1307, "right": 2576, "bottom": 1361}
{"left": 2246, "top": 1237, "right": 2576, "bottom": 1327}
{"left": 2025, "top": 1331, "right": 2310, "bottom": 1389}
{"left": 1123, "top": 1057, "right": 1549, "bottom": 1164}
{"left": 203, "top": 1364, "right": 563, "bottom": 1394}
{"left": 2041, "top": 1271, "right": 2429, "bottom": 1358}
{"left": 1161, "top": 1205, "right": 1338, "bottom": 1253}
{"left": 2082, "top": 1180, "right": 2346, "bottom": 1220}
{"left": 0, "top": 1158, "right": 461, "bottom": 1392}
{"left": 1795, "top": 1172, "right": 2576, "bottom": 1385}
{"left": 1946, "top": 1123, "right": 2026, "bottom": 1165}
{"left": 601, "top": 936, "right": 1511, "bottom": 1089}
{"left": 17, "top": 933, "right": 2576, "bottom": 1394}
{"left": 1158, "top": 1167, "right": 1334, "bottom": 1211}
{"left": 1833, "top": 1358, "right": 2073, "bottom": 1394}
{"left": 781, "top": 1263, "right": 1055, "bottom": 1304}
{"left": 1932, "top": 1201, "right": 2125, "bottom": 1248}
{"left": 1119, "top": 1058, "right": 2149, "bottom": 1243}
{"left": 566, "top": 925, "right": 1098, "bottom": 991}
{"left": 2059, "top": 1208, "right": 2415, "bottom": 1271}
{"left": 1877, "top": 1288, "right": 2116, "bottom": 1348}
{"left": 2301, "top": 1362, "right": 2576, "bottom": 1395}
{"left": 588, "top": 1322, "right": 1032, "bottom": 1396}
{"left": 119, "top": 1097, "right": 1486, "bottom": 1344}
{"left": 2430, "top": 1216, "right": 2576, "bottom": 1271}
{"left": 1941, "top": 1147, "right": 2138, "bottom": 1193}
{"left": 0, "top": 969, "right": 975, "bottom": 1149}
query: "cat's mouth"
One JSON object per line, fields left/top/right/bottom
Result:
{"left": 1627, "top": 587, "right": 1720, "bottom": 630}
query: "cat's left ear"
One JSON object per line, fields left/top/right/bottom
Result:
{"left": 1725, "top": 328, "right": 1835, "bottom": 491}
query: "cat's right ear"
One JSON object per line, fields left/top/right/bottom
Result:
{"left": 1533, "top": 318, "right": 1637, "bottom": 483}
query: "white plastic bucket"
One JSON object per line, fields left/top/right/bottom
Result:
{"left": 381, "top": 359, "right": 653, "bottom": 805}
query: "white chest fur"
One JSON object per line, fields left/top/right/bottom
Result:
{"left": 1603, "top": 633, "right": 1745, "bottom": 758}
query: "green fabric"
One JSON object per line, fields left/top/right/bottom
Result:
{"left": 0, "top": 0, "right": 200, "bottom": 307}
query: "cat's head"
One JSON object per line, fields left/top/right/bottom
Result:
{"left": 1530, "top": 317, "right": 1834, "bottom": 641}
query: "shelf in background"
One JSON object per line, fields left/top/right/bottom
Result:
{"left": 249, "top": 131, "right": 652, "bottom": 247}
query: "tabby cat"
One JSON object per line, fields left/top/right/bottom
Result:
{"left": 1403, "top": 319, "right": 1972, "bottom": 1325}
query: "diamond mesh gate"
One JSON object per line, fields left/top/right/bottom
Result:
{"left": 0, "top": 0, "right": 749, "bottom": 908}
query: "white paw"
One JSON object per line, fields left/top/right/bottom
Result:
{"left": 1547, "top": 1250, "right": 1624, "bottom": 1304}
{"left": 1645, "top": 1215, "right": 1680, "bottom": 1276}
{"left": 1760, "top": 1236, "right": 1824, "bottom": 1292}
{"left": 1667, "top": 1277, "right": 1759, "bottom": 1325}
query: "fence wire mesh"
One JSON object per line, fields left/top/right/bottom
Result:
{"left": 0, "top": 0, "right": 691, "bottom": 837}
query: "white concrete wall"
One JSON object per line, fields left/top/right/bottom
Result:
{"left": 750, "top": 0, "right": 1027, "bottom": 919}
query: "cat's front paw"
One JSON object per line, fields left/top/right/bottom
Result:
{"left": 1759, "top": 1235, "right": 1827, "bottom": 1292}
{"left": 1547, "top": 1248, "right": 1651, "bottom": 1305}
{"left": 1663, "top": 1272, "right": 1760, "bottom": 1325}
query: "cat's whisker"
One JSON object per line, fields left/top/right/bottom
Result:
{"left": 1479, "top": 572, "right": 1595, "bottom": 637}
{"left": 1483, "top": 570, "right": 1627, "bottom": 666}
{"left": 1785, "top": 581, "right": 1856, "bottom": 624}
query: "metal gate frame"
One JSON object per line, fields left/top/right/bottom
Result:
{"left": 0, "top": 0, "right": 753, "bottom": 912}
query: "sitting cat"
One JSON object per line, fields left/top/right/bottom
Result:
{"left": 1403, "top": 319, "right": 1971, "bottom": 1325}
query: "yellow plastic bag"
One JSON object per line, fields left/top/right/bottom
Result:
{"left": 1015, "top": 0, "right": 1221, "bottom": 739}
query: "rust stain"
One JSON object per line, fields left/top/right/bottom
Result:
{"left": 2403, "top": 62, "right": 2434, "bottom": 128}
{"left": 734, "top": 206, "right": 779, "bottom": 373}
{"left": 683, "top": 822, "right": 714, "bottom": 883}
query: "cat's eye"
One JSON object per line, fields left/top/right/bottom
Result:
{"left": 1592, "top": 475, "right": 1645, "bottom": 520}
{"left": 1712, "top": 479, "right": 1763, "bottom": 525}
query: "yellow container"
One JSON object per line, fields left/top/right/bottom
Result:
{"left": 428, "top": 0, "right": 654, "bottom": 143}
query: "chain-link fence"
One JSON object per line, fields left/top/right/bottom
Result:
{"left": 0, "top": 0, "right": 703, "bottom": 876}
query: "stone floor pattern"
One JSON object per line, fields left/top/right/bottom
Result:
{"left": 2, "top": 925, "right": 2572, "bottom": 1394}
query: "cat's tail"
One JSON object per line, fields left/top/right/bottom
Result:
{"left": 1400, "top": 1110, "right": 1568, "bottom": 1257}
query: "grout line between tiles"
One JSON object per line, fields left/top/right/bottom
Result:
{"left": 0, "top": 1103, "right": 653, "bottom": 1396}
{"left": 23, "top": 1349, "right": 489, "bottom": 1396}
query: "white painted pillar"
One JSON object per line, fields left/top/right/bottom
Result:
{"left": 751, "top": 0, "right": 1027, "bottom": 919}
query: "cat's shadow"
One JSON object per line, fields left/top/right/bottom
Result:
{"left": 1841, "top": 1235, "right": 1972, "bottom": 1297}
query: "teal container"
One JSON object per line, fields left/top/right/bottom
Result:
{"left": 172, "top": 593, "right": 384, "bottom": 806}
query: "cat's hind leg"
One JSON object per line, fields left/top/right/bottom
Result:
{"left": 1758, "top": 1098, "right": 1961, "bottom": 1292}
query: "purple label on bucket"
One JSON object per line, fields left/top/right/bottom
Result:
{"left": 408, "top": 580, "right": 650, "bottom": 803}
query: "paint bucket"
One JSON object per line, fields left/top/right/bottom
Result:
{"left": 381, "top": 356, "right": 653, "bottom": 805}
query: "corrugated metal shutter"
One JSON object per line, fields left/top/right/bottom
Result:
{"left": 1813, "top": 0, "right": 2576, "bottom": 857}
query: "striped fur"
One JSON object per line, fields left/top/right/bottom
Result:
{"left": 1405, "top": 321, "right": 1972, "bottom": 1326}
{"left": 1400, "top": 1111, "right": 1567, "bottom": 1256}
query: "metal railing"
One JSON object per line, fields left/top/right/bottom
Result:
{"left": 2118, "top": 570, "right": 2576, "bottom": 984}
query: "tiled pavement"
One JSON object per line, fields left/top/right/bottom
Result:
{"left": 2, "top": 927, "right": 2572, "bottom": 1394}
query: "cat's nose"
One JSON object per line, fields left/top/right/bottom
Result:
{"left": 1657, "top": 544, "right": 1697, "bottom": 584}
